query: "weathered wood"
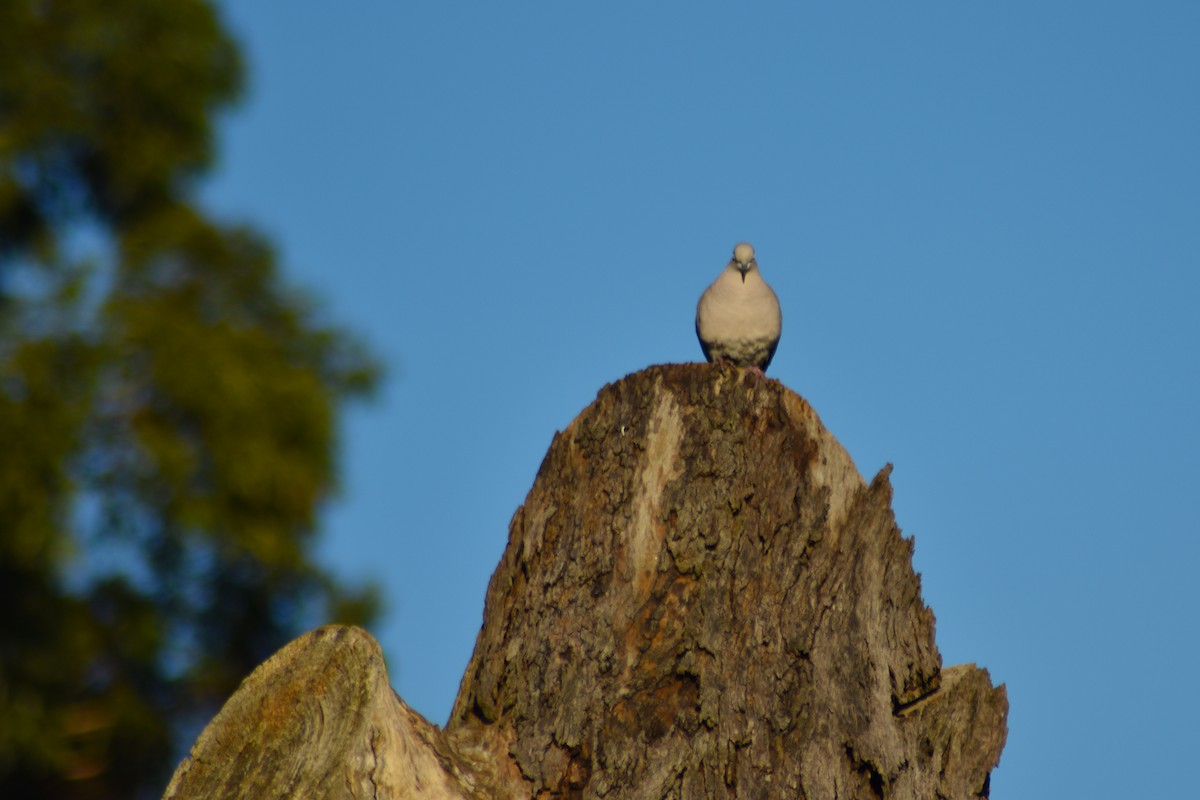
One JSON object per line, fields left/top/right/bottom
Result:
{"left": 162, "top": 364, "right": 1007, "bottom": 799}
{"left": 446, "top": 364, "right": 1006, "bottom": 798}
{"left": 160, "top": 625, "right": 484, "bottom": 799}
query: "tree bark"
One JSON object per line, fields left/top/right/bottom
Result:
{"left": 159, "top": 625, "right": 494, "bottom": 800}
{"left": 162, "top": 364, "right": 1007, "bottom": 799}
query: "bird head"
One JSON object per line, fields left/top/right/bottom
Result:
{"left": 732, "top": 242, "right": 757, "bottom": 283}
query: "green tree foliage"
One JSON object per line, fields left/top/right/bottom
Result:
{"left": 0, "top": 2, "right": 381, "bottom": 797}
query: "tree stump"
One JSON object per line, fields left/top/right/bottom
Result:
{"left": 162, "top": 364, "right": 1007, "bottom": 799}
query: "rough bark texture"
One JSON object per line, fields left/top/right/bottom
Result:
{"left": 161, "top": 364, "right": 1007, "bottom": 799}
{"left": 445, "top": 364, "right": 1006, "bottom": 799}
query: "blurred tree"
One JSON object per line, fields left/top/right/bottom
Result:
{"left": 0, "top": 2, "right": 381, "bottom": 797}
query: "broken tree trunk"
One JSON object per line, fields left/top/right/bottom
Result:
{"left": 162, "top": 364, "right": 1007, "bottom": 799}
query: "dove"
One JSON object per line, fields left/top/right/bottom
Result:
{"left": 695, "top": 242, "right": 782, "bottom": 372}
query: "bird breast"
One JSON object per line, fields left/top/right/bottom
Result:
{"left": 698, "top": 270, "right": 781, "bottom": 340}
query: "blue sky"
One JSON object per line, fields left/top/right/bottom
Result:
{"left": 202, "top": 4, "right": 1199, "bottom": 797}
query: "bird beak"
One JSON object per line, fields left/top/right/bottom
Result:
{"left": 738, "top": 265, "right": 749, "bottom": 283}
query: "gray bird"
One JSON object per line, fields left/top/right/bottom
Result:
{"left": 695, "top": 242, "right": 782, "bottom": 371}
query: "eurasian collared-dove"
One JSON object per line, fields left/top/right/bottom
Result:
{"left": 695, "top": 242, "right": 782, "bottom": 371}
